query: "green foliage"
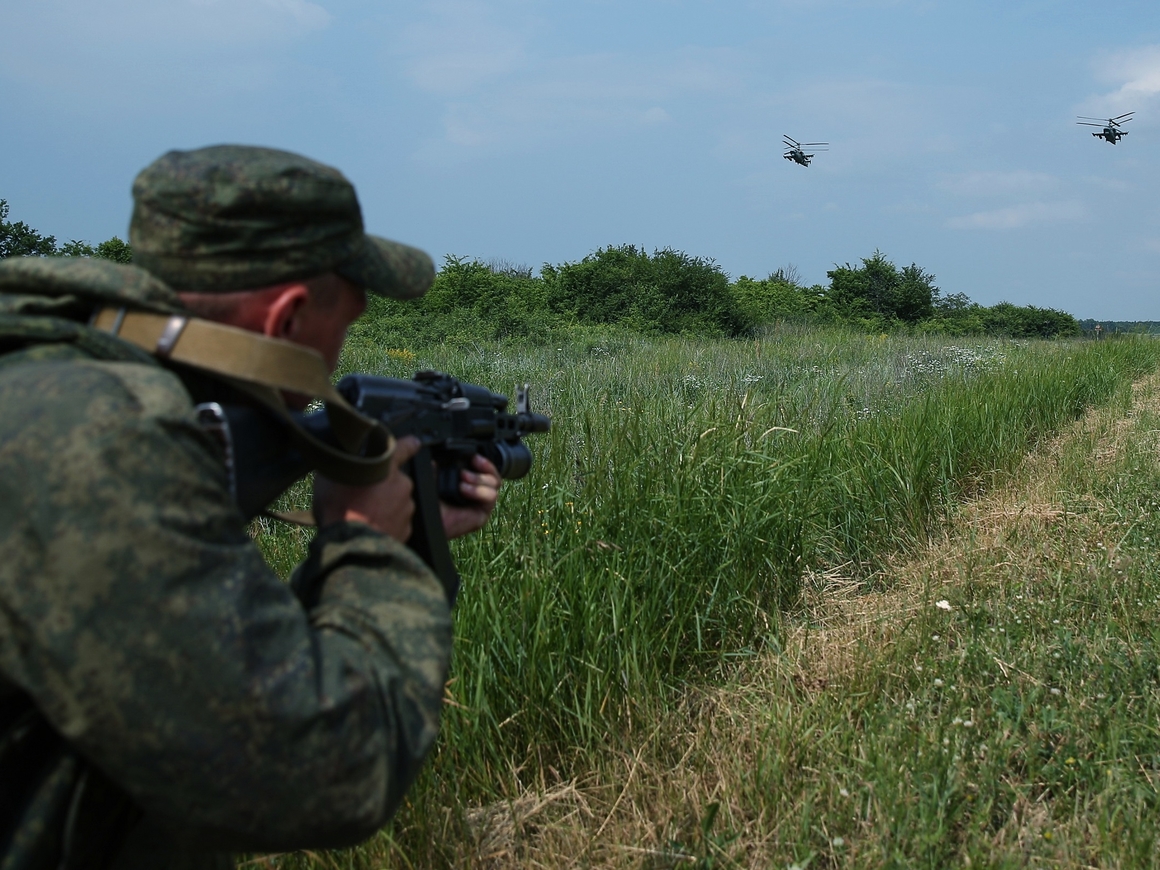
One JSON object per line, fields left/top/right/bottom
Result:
{"left": 0, "top": 199, "right": 132, "bottom": 263}
{"left": 920, "top": 298, "right": 1081, "bottom": 339}
{"left": 354, "top": 248, "right": 753, "bottom": 347}
{"left": 981, "top": 301, "right": 1081, "bottom": 338}
{"left": 0, "top": 199, "right": 57, "bottom": 258}
{"left": 825, "top": 250, "right": 937, "bottom": 324}
{"left": 421, "top": 255, "right": 550, "bottom": 338}
{"left": 1079, "top": 319, "right": 1160, "bottom": 335}
{"left": 355, "top": 247, "right": 1083, "bottom": 347}
{"left": 814, "top": 250, "right": 1080, "bottom": 339}
{"left": 350, "top": 256, "right": 556, "bottom": 348}
{"left": 731, "top": 274, "right": 822, "bottom": 323}
{"left": 0, "top": 202, "right": 1087, "bottom": 341}
{"left": 545, "top": 245, "right": 749, "bottom": 337}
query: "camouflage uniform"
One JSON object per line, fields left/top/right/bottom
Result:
{"left": 0, "top": 148, "right": 450, "bottom": 869}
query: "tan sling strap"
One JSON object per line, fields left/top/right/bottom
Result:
{"left": 91, "top": 307, "right": 394, "bottom": 486}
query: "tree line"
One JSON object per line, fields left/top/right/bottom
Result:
{"left": 361, "top": 246, "right": 1081, "bottom": 345}
{"left": 1078, "top": 319, "right": 1160, "bottom": 336}
{"left": 0, "top": 199, "right": 131, "bottom": 263}
{"left": 1, "top": 199, "right": 1080, "bottom": 340}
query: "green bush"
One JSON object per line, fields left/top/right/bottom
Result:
{"left": 1, "top": 198, "right": 1087, "bottom": 343}
{"left": 731, "top": 274, "right": 823, "bottom": 323}
{"left": 825, "top": 251, "right": 938, "bottom": 324}
{"left": 544, "top": 245, "right": 750, "bottom": 337}
{"left": 811, "top": 251, "right": 1080, "bottom": 339}
{"left": 0, "top": 199, "right": 132, "bottom": 262}
{"left": 358, "top": 248, "right": 757, "bottom": 347}
{"left": 981, "top": 301, "right": 1081, "bottom": 338}
{"left": 421, "top": 256, "right": 553, "bottom": 339}
{"left": 351, "top": 256, "right": 559, "bottom": 348}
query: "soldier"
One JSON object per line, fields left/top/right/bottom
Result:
{"left": 0, "top": 146, "right": 499, "bottom": 868}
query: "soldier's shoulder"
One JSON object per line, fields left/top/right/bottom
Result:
{"left": 0, "top": 256, "right": 182, "bottom": 317}
{"left": 0, "top": 357, "right": 195, "bottom": 446}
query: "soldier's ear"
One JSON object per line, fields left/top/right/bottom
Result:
{"left": 262, "top": 282, "right": 311, "bottom": 341}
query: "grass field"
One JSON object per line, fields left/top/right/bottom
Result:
{"left": 251, "top": 327, "right": 1160, "bottom": 868}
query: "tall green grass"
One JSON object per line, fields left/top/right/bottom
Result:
{"left": 255, "top": 329, "right": 1160, "bottom": 846}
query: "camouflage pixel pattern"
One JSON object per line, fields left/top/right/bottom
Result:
{"left": 0, "top": 256, "right": 182, "bottom": 318}
{"left": 0, "top": 258, "right": 453, "bottom": 869}
{"left": 131, "top": 146, "right": 435, "bottom": 300}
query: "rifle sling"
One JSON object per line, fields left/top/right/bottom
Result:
{"left": 91, "top": 307, "right": 394, "bottom": 486}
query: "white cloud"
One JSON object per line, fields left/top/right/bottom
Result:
{"left": 1078, "top": 175, "right": 1132, "bottom": 193}
{"left": 399, "top": 0, "right": 530, "bottom": 94}
{"left": 641, "top": 107, "right": 672, "bottom": 125}
{"left": 131, "top": 0, "right": 332, "bottom": 41}
{"left": 393, "top": 0, "right": 742, "bottom": 154}
{"left": 1080, "top": 44, "right": 1160, "bottom": 120}
{"left": 937, "top": 170, "right": 1059, "bottom": 198}
{"left": 0, "top": 0, "right": 331, "bottom": 110}
{"left": 4, "top": 0, "right": 330, "bottom": 48}
{"left": 739, "top": 76, "right": 956, "bottom": 168}
{"left": 255, "top": 0, "right": 330, "bottom": 29}
{"left": 947, "top": 201, "right": 1084, "bottom": 231}
{"left": 413, "top": 46, "right": 740, "bottom": 154}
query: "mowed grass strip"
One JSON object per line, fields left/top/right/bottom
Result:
{"left": 251, "top": 332, "right": 1160, "bottom": 868}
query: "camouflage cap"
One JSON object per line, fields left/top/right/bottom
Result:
{"left": 130, "top": 145, "right": 434, "bottom": 299}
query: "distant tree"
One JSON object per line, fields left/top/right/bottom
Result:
{"left": 825, "top": 251, "right": 936, "bottom": 324}
{"left": 934, "top": 291, "right": 973, "bottom": 315}
{"left": 486, "top": 257, "right": 534, "bottom": 279}
{"left": 545, "top": 245, "right": 748, "bottom": 336}
{"left": 93, "top": 237, "right": 132, "bottom": 264}
{"left": 0, "top": 199, "right": 132, "bottom": 263}
{"left": 894, "top": 263, "right": 937, "bottom": 322}
{"left": 416, "top": 255, "right": 550, "bottom": 339}
{"left": 982, "top": 302, "right": 1080, "bottom": 339}
{"left": 0, "top": 200, "right": 57, "bottom": 258}
{"left": 57, "top": 239, "right": 96, "bottom": 257}
{"left": 1078, "top": 319, "right": 1160, "bottom": 336}
{"left": 771, "top": 263, "right": 802, "bottom": 286}
{"left": 731, "top": 273, "right": 821, "bottom": 324}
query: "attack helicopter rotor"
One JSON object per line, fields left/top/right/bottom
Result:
{"left": 1077, "top": 112, "right": 1134, "bottom": 144}
{"left": 783, "top": 135, "right": 828, "bottom": 167}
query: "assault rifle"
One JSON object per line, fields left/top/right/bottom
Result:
{"left": 199, "top": 370, "right": 550, "bottom": 605}
{"left": 337, "top": 371, "right": 551, "bottom": 603}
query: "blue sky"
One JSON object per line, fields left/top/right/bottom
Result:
{"left": 3, "top": 0, "right": 1159, "bottom": 318}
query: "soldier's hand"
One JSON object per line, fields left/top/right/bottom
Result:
{"left": 313, "top": 435, "right": 423, "bottom": 541}
{"left": 440, "top": 453, "right": 502, "bottom": 540}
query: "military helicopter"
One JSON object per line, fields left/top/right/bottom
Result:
{"left": 783, "top": 135, "right": 827, "bottom": 167}
{"left": 1076, "top": 112, "right": 1134, "bottom": 144}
